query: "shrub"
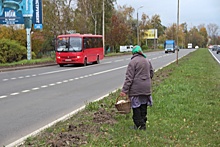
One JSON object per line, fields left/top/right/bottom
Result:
{"left": 142, "top": 45, "right": 148, "bottom": 51}
{"left": 0, "top": 38, "right": 27, "bottom": 63}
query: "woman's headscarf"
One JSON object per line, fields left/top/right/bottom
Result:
{"left": 132, "top": 45, "right": 146, "bottom": 58}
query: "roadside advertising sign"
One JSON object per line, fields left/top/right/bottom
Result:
{"left": 0, "top": 0, "right": 42, "bottom": 26}
{"left": 144, "top": 29, "right": 158, "bottom": 39}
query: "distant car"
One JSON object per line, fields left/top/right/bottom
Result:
{"left": 216, "top": 46, "right": 220, "bottom": 54}
{"left": 212, "top": 45, "right": 218, "bottom": 51}
{"left": 195, "top": 46, "right": 199, "bottom": 49}
{"left": 119, "top": 45, "right": 133, "bottom": 52}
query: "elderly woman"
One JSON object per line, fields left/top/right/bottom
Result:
{"left": 120, "top": 45, "right": 154, "bottom": 130}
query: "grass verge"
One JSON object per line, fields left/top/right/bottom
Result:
{"left": 20, "top": 49, "right": 220, "bottom": 147}
{"left": 0, "top": 57, "right": 55, "bottom": 68}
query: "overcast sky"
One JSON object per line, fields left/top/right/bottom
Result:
{"left": 115, "top": 0, "right": 220, "bottom": 30}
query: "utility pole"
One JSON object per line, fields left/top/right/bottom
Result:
{"left": 102, "top": 0, "right": 105, "bottom": 55}
{"left": 176, "top": 0, "right": 180, "bottom": 64}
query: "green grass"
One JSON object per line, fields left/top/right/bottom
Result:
{"left": 20, "top": 49, "right": 220, "bottom": 147}
{"left": 0, "top": 57, "right": 55, "bottom": 67}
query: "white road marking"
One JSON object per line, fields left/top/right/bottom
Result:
{"left": 32, "top": 88, "right": 39, "bottom": 90}
{"left": 41, "top": 85, "right": 48, "bottom": 88}
{"left": 10, "top": 93, "right": 19, "bottom": 96}
{"left": 22, "top": 90, "right": 30, "bottom": 93}
{"left": 1, "top": 58, "right": 125, "bottom": 82}
{"left": 2, "top": 65, "right": 127, "bottom": 100}
{"left": 1, "top": 56, "right": 152, "bottom": 82}
{"left": 104, "top": 61, "right": 112, "bottom": 64}
{"left": 209, "top": 50, "right": 220, "bottom": 64}
{"left": 6, "top": 90, "right": 118, "bottom": 147}
{"left": 115, "top": 59, "right": 124, "bottom": 62}
{"left": 0, "top": 95, "right": 7, "bottom": 99}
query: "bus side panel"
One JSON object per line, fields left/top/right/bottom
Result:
{"left": 83, "top": 47, "right": 104, "bottom": 63}
{"left": 83, "top": 36, "right": 104, "bottom": 63}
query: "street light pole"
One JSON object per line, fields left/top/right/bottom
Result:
{"left": 102, "top": 0, "right": 105, "bottom": 55}
{"left": 176, "top": 0, "right": 179, "bottom": 64}
{"left": 137, "top": 6, "right": 143, "bottom": 46}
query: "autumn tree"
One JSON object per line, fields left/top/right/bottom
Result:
{"left": 198, "top": 25, "right": 208, "bottom": 47}
{"left": 74, "top": 0, "right": 115, "bottom": 35}
{"left": 161, "top": 22, "right": 187, "bottom": 48}
{"left": 207, "top": 23, "right": 219, "bottom": 45}
{"left": 187, "top": 27, "right": 204, "bottom": 48}
{"left": 164, "top": 23, "right": 176, "bottom": 40}
{"left": 105, "top": 6, "right": 133, "bottom": 52}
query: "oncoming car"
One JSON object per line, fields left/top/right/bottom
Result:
{"left": 216, "top": 46, "right": 220, "bottom": 54}
{"left": 212, "top": 45, "right": 218, "bottom": 51}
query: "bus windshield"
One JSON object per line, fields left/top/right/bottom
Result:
{"left": 57, "top": 37, "right": 82, "bottom": 52}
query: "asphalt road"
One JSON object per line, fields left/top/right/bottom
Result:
{"left": 209, "top": 49, "right": 220, "bottom": 64}
{"left": 0, "top": 49, "right": 196, "bottom": 146}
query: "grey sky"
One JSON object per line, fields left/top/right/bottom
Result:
{"left": 115, "top": 0, "right": 220, "bottom": 29}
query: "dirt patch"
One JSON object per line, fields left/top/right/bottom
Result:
{"left": 152, "top": 68, "right": 173, "bottom": 88}
{"left": 93, "top": 108, "right": 117, "bottom": 125}
{"left": 21, "top": 108, "right": 117, "bottom": 147}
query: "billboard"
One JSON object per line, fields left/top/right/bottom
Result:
{"left": 33, "top": 0, "right": 43, "bottom": 25}
{"left": 144, "top": 29, "right": 158, "bottom": 39}
{"left": 0, "top": 0, "right": 42, "bottom": 27}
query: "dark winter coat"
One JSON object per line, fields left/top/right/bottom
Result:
{"left": 122, "top": 53, "right": 154, "bottom": 96}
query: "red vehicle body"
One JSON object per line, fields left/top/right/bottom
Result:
{"left": 55, "top": 34, "right": 104, "bottom": 67}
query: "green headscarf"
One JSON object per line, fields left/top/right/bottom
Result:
{"left": 132, "top": 45, "right": 146, "bottom": 58}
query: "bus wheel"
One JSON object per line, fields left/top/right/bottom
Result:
{"left": 59, "top": 64, "right": 64, "bottom": 67}
{"left": 95, "top": 56, "right": 100, "bottom": 64}
{"left": 83, "top": 58, "right": 87, "bottom": 66}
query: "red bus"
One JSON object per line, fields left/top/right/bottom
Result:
{"left": 55, "top": 34, "right": 104, "bottom": 67}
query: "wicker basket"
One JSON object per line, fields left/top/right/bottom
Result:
{"left": 115, "top": 96, "right": 131, "bottom": 114}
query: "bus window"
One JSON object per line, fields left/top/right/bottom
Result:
{"left": 83, "top": 38, "right": 90, "bottom": 49}
{"left": 57, "top": 37, "right": 69, "bottom": 51}
{"left": 69, "top": 37, "right": 82, "bottom": 51}
{"left": 97, "top": 37, "right": 103, "bottom": 48}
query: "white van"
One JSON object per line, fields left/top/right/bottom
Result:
{"left": 120, "top": 45, "right": 133, "bottom": 52}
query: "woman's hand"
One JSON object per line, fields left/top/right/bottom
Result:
{"left": 120, "top": 92, "right": 126, "bottom": 97}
